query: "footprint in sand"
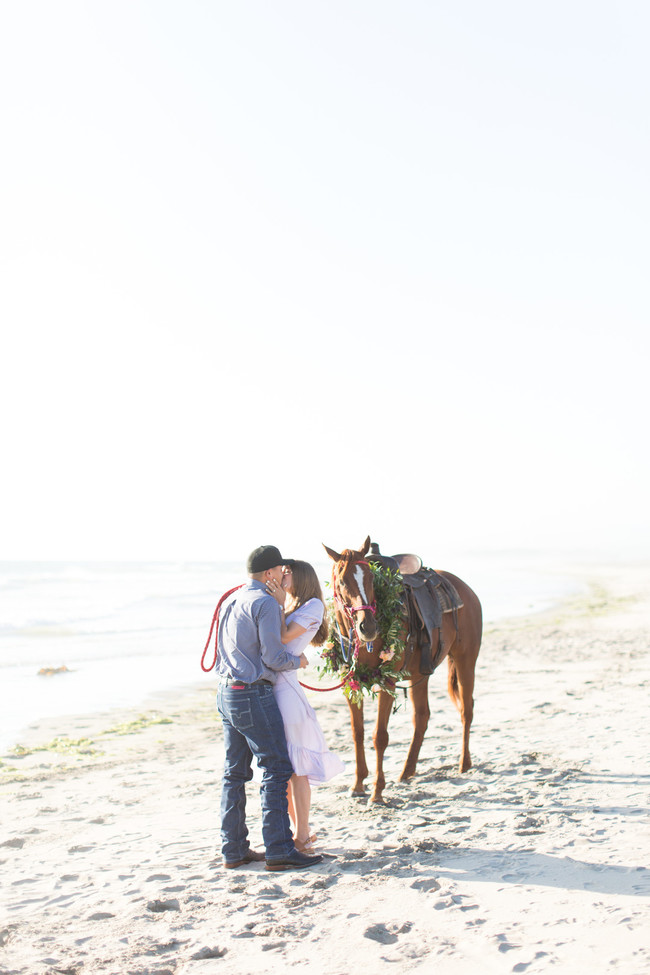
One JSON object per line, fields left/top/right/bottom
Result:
{"left": 254, "top": 884, "right": 286, "bottom": 900}
{"left": 147, "top": 898, "right": 180, "bottom": 912}
{"left": 284, "top": 891, "right": 312, "bottom": 907}
{"left": 364, "top": 921, "right": 412, "bottom": 944}
{"left": 309, "top": 875, "right": 338, "bottom": 890}
{"left": 433, "top": 896, "right": 457, "bottom": 911}
{"left": 410, "top": 878, "right": 441, "bottom": 893}
{"left": 497, "top": 940, "right": 519, "bottom": 953}
{"left": 512, "top": 951, "right": 549, "bottom": 971}
{"left": 0, "top": 926, "right": 17, "bottom": 947}
{"left": 226, "top": 881, "right": 247, "bottom": 893}
{"left": 143, "top": 937, "right": 189, "bottom": 956}
{"left": 191, "top": 946, "right": 227, "bottom": 959}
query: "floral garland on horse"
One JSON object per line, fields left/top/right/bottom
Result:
{"left": 318, "top": 562, "right": 409, "bottom": 707}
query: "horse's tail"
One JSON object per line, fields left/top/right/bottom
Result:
{"left": 447, "top": 657, "right": 460, "bottom": 709}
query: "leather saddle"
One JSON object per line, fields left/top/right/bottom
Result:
{"left": 367, "top": 542, "right": 463, "bottom": 674}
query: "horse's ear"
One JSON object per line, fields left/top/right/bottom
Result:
{"left": 360, "top": 536, "right": 371, "bottom": 556}
{"left": 323, "top": 543, "right": 341, "bottom": 562}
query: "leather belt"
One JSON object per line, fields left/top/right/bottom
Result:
{"left": 217, "top": 677, "right": 271, "bottom": 687}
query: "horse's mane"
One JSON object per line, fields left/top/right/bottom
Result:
{"left": 335, "top": 550, "right": 360, "bottom": 578}
{"left": 339, "top": 549, "right": 359, "bottom": 565}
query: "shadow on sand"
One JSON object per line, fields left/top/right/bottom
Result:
{"left": 435, "top": 846, "right": 650, "bottom": 897}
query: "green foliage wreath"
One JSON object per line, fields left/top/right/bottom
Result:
{"left": 318, "top": 563, "right": 409, "bottom": 707}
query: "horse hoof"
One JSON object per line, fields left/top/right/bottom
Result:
{"left": 369, "top": 794, "right": 385, "bottom": 804}
{"left": 459, "top": 758, "right": 472, "bottom": 773}
{"left": 350, "top": 789, "right": 366, "bottom": 798}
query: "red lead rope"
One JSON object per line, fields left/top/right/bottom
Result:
{"left": 298, "top": 669, "right": 353, "bottom": 692}
{"left": 201, "top": 586, "right": 353, "bottom": 693}
{"left": 200, "top": 585, "right": 244, "bottom": 673}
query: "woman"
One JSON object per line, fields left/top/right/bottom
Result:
{"left": 266, "top": 560, "right": 344, "bottom": 852}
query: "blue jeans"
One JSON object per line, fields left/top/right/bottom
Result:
{"left": 216, "top": 681, "right": 295, "bottom": 862}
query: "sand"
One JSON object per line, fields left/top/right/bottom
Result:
{"left": 1, "top": 563, "right": 649, "bottom": 974}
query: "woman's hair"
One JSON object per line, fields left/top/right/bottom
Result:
{"left": 287, "top": 560, "right": 329, "bottom": 646}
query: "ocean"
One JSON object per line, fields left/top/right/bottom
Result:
{"left": 0, "top": 557, "right": 586, "bottom": 752}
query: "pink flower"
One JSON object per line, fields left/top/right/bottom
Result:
{"left": 347, "top": 679, "right": 360, "bottom": 691}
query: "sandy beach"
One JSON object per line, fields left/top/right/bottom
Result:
{"left": 1, "top": 562, "right": 649, "bottom": 974}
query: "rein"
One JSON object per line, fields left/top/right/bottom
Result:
{"left": 298, "top": 670, "right": 353, "bottom": 692}
{"left": 201, "top": 585, "right": 352, "bottom": 693}
{"left": 200, "top": 585, "right": 244, "bottom": 673}
{"left": 299, "top": 578, "right": 362, "bottom": 689}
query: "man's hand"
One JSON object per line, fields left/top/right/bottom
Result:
{"left": 298, "top": 653, "right": 309, "bottom": 669}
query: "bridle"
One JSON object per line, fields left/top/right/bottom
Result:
{"left": 333, "top": 558, "right": 376, "bottom": 662}
{"left": 334, "top": 559, "right": 377, "bottom": 615}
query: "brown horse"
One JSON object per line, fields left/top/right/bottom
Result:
{"left": 323, "top": 536, "right": 482, "bottom": 802}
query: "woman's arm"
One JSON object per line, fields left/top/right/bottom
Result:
{"left": 278, "top": 609, "right": 308, "bottom": 644}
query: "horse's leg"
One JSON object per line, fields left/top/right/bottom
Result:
{"left": 399, "top": 673, "right": 430, "bottom": 781}
{"left": 448, "top": 652, "right": 475, "bottom": 773}
{"left": 347, "top": 697, "right": 368, "bottom": 796}
{"left": 440, "top": 577, "right": 482, "bottom": 774}
{"left": 370, "top": 691, "right": 394, "bottom": 803}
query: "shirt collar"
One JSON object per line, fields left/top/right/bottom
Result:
{"left": 248, "top": 579, "right": 267, "bottom": 591}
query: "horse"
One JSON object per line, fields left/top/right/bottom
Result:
{"left": 323, "top": 536, "right": 482, "bottom": 803}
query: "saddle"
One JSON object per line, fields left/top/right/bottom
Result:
{"left": 368, "top": 542, "right": 463, "bottom": 674}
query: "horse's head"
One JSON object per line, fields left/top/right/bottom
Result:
{"left": 323, "top": 535, "right": 378, "bottom": 643}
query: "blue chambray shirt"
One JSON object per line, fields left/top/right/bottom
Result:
{"left": 216, "top": 580, "right": 301, "bottom": 684}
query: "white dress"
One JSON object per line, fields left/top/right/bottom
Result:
{"left": 274, "top": 598, "right": 345, "bottom": 784}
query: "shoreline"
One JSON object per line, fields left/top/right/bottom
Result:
{"left": 0, "top": 560, "right": 600, "bottom": 756}
{"left": 0, "top": 560, "right": 642, "bottom": 761}
{"left": 2, "top": 563, "right": 650, "bottom": 974}
{"left": 0, "top": 555, "right": 589, "bottom": 754}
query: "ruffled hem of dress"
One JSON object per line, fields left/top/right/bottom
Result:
{"left": 287, "top": 743, "right": 345, "bottom": 784}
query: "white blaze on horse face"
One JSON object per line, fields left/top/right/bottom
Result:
{"left": 354, "top": 565, "right": 368, "bottom": 605}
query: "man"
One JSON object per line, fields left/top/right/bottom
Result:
{"left": 216, "top": 544, "right": 323, "bottom": 872}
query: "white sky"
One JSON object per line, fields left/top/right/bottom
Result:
{"left": 1, "top": 1, "right": 648, "bottom": 566}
